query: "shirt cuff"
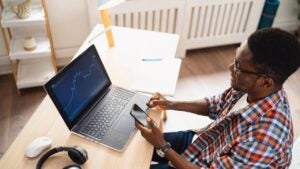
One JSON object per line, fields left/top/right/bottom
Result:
{"left": 205, "top": 97, "right": 218, "bottom": 120}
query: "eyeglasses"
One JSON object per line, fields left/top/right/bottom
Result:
{"left": 233, "top": 59, "right": 266, "bottom": 76}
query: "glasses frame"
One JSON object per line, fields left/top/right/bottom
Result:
{"left": 233, "top": 59, "right": 266, "bottom": 76}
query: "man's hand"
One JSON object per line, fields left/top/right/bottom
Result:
{"left": 147, "top": 92, "right": 172, "bottom": 110}
{"left": 136, "top": 116, "right": 202, "bottom": 169}
{"left": 135, "top": 117, "right": 166, "bottom": 148}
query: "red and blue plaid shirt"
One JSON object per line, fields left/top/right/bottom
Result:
{"left": 181, "top": 88, "right": 294, "bottom": 168}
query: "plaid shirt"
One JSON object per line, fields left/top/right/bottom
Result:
{"left": 181, "top": 88, "right": 294, "bottom": 168}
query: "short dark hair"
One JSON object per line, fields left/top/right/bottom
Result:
{"left": 248, "top": 28, "right": 300, "bottom": 85}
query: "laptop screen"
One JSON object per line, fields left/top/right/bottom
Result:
{"left": 44, "top": 45, "right": 111, "bottom": 129}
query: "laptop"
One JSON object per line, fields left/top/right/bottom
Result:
{"left": 44, "top": 45, "right": 150, "bottom": 151}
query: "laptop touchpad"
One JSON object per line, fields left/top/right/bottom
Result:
{"left": 113, "top": 115, "right": 135, "bottom": 133}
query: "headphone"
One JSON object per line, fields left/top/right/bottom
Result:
{"left": 36, "top": 146, "right": 88, "bottom": 169}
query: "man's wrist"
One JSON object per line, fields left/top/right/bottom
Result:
{"left": 156, "top": 142, "right": 171, "bottom": 158}
{"left": 168, "top": 101, "right": 175, "bottom": 109}
{"left": 157, "top": 140, "right": 167, "bottom": 149}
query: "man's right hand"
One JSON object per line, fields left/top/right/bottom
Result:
{"left": 147, "top": 92, "right": 172, "bottom": 110}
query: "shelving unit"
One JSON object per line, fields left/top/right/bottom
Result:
{"left": 0, "top": 0, "right": 57, "bottom": 92}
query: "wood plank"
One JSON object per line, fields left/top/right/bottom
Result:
{"left": 0, "top": 75, "right": 46, "bottom": 159}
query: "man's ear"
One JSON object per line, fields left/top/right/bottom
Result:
{"left": 260, "top": 76, "right": 274, "bottom": 88}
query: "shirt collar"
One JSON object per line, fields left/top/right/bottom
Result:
{"left": 232, "top": 89, "right": 286, "bottom": 124}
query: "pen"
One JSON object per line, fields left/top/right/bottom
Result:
{"left": 142, "top": 58, "right": 162, "bottom": 61}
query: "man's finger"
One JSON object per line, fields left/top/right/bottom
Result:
{"left": 149, "top": 93, "right": 161, "bottom": 101}
{"left": 135, "top": 121, "right": 150, "bottom": 133}
{"left": 153, "top": 92, "right": 161, "bottom": 98}
{"left": 152, "top": 100, "right": 163, "bottom": 104}
{"left": 151, "top": 100, "right": 166, "bottom": 108}
{"left": 146, "top": 117, "right": 159, "bottom": 133}
{"left": 135, "top": 121, "right": 145, "bottom": 130}
{"left": 147, "top": 97, "right": 159, "bottom": 106}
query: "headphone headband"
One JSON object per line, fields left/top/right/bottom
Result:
{"left": 36, "top": 146, "right": 87, "bottom": 169}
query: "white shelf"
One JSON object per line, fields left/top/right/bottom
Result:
{"left": 17, "top": 59, "right": 55, "bottom": 89}
{"left": 1, "top": 4, "right": 45, "bottom": 27}
{"left": 9, "top": 35, "right": 51, "bottom": 60}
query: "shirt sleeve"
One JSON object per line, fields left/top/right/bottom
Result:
{"left": 204, "top": 88, "right": 233, "bottom": 120}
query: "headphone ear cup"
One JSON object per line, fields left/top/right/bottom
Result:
{"left": 62, "top": 164, "right": 82, "bottom": 169}
{"left": 68, "top": 146, "right": 88, "bottom": 165}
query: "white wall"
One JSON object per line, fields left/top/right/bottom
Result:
{"left": 0, "top": 0, "right": 299, "bottom": 74}
{"left": 44, "top": 0, "right": 91, "bottom": 64}
{"left": 273, "top": 0, "right": 300, "bottom": 31}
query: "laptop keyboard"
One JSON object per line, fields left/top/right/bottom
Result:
{"left": 82, "top": 88, "right": 135, "bottom": 139}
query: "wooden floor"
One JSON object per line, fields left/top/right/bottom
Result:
{"left": 0, "top": 45, "right": 299, "bottom": 159}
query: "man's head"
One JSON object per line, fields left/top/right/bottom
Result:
{"left": 230, "top": 28, "right": 300, "bottom": 95}
{"left": 248, "top": 28, "right": 300, "bottom": 85}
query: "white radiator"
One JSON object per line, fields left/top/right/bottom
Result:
{"left": 87, "top": 0, "right": 264, "bottom": 57}
{"left": 180, "top": 0, "right": 264, "bottom": 57}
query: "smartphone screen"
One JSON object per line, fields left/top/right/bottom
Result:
{"left": 130, "top": 104, "right": 150, "bottom": 128}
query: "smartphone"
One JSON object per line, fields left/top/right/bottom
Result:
{"left": 130, "top": 104, "right": 152, "bottom": 128}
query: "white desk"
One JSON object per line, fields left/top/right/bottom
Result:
{"left": 76, "top": 24, "right": 181, "bottom": 96}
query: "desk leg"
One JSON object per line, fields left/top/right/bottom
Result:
{"left": 158, "top": 110, "right": 167, "bottom": 131}
{"left": 100, "top": 9, "right": 114, "bottom": 47}
{"left": 159, "top": 112, "right": 163, "bottom": 131}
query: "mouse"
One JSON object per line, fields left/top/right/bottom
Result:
{"left": 25, "top": 137, "right": 52, "bottom": 158}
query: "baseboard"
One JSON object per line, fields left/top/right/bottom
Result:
{"left": 0, "top": 55, "right": 11, "bottom": 75}
{"left": 0, "top": 65, "right": 11, "bottom": 75}
{"left": 0, "top": 47, "right": 78, "bottom": 75}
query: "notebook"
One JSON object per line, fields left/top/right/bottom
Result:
{"left": 44, "top": 45, "right": 150, "bottom": 151}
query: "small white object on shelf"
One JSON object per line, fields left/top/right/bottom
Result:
{"left": 17, "top": 58, "right": 55, "bottom": 89}
{"left": 1, "top": 4, "right": 44, "bottom": 27}
{"left": 11, "top": 0, "right": 33, "bottom": 19}
{"left": 23, "top": 36, "right": 37, "bottom": 51}
{"left": 9, "top": 35, "right": 51, "bottom": 60}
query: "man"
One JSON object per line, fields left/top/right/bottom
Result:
{"left": 135, "top": 28, "right": 300, "bottom": 168}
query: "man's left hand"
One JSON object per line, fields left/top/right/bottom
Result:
{"left": 135, "top": 117, "right": 166, "bottom": 148}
